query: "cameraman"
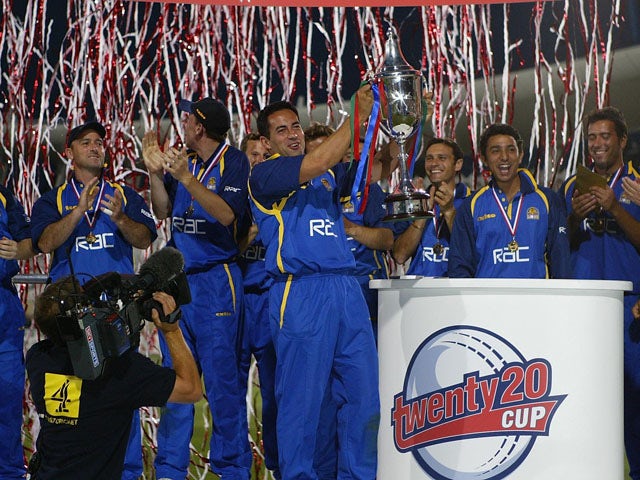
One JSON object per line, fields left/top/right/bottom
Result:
{"left": 26, "top": 276, "right": 203, "bottom": 480}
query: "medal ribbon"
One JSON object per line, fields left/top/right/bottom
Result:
{"left": 188, "top": 143, "right": 229, "bottom": 211}
{"left": 352, "top": 81, "right": 382, "bottom": 215}
{"left": 351, "top": 87, "right": 360, "bottom": 164}
{"left": 491, "top": 187, "right": 524, "bottom": 241}
{"left": 432, "top": 203, "right": 444, "bottom": 240}
{"left": 607, "top": 166, "right": 622, "bottom": 189}
{"left": 192, "top": 142, "right": 229, "bottom": 181}
{"left": 71, "top": 178, "right": 106, "bottom": 231}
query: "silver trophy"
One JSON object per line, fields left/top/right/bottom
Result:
{"left": 375, "top": 27, "right": 432, "bottom": 222}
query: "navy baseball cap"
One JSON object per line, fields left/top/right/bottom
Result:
{"left": 178, "top": 97, "right": 230, "bottom": 136}
{"left": 67, "top": 121, "right": 106, "bottom": 148}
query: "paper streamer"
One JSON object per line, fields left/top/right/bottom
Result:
{"left": 0, "top": 2, "right": 622, "bottom": 477}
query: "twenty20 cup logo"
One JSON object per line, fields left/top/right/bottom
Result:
{"left": 392, "top": 326, "right": 566, "bottom": 480}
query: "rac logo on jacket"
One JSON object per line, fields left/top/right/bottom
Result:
{"left": 75, "top": 233, "right": 114, "bottom": 251}
{"left": 309, "top": 219, "right": 337, "bottom": 237}
{"left": 492, "top": 246, "right": 530, "bottom": 264}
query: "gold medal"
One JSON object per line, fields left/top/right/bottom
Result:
{"left": 591, "top": 218, "right": 605, "bottom": 233}
{"left": 431, "top": 207, "right": 445, "bottom": 257}
{"left": 71, "top": 178, "right": 105, "bottom": 244}
{"left": 492, "top": 187, "right": 525, "bottom": 256}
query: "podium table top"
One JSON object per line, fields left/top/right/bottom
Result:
{"left": 370, "top": 277, "right": 632, "bottom": 292}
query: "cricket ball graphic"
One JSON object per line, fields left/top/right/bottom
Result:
{"left": 391, "top": 325, "right": 566, "bottom": 480}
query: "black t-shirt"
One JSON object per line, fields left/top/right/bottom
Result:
{"left": 26, "top": 339, "right": 176, "bottom": 480}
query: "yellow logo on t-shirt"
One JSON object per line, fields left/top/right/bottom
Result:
{"left": 526, "top": 207, "right": 540, "bottom": 220}
{"left": 477, "top": 213, "right": 496, "bottom": 222}
{"left": 44, "top": 373, "right": 82, "bottom": 424}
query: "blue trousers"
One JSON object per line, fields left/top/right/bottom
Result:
{"left": 625, "top": 293, "right": 640, "bottom": 480}
{"left": 121, "top": 410, "right": 142, "bottom": 480}
{"left": 240, "top": 291, "right": 279, "bottom": 478}
{"left": 155, "top": 264, "right": 251, "bottom": 480}
{"left": 270, "top": 274, "right": 379, "bottom": 479}
{"left": 0, "top": 288, "right": 26, "bottom": 480}
{"left": 0, "top": 349, "right": 25, "bottom": 480}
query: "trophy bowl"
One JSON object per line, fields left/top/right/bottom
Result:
{"left": 375, "top": 27, "right": 432, "bottom": 222}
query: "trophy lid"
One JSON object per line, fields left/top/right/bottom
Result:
{"left": 377, "top": 27, "right": 420, "bottom": 77}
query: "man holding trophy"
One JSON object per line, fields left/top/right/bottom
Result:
{"left": 249, "top": 89, "right": 380, "bottom": 479}
{"left": 248, "top": 27, "right": 429, "bottom": 478}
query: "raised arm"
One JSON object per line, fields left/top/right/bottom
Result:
{"left": 299, "top": 85, "right": 374, "bottom": 183}
{"left": 163, "top": 147, "right": 238, "bottom": 226}
{"left": 142, "top": 132, "right": 173, "bottom": 220}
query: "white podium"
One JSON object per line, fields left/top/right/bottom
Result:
{"left": 371, "top": 278, "right": 630, "bottom": 480}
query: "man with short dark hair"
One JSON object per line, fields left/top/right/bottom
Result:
{"left": 560, "top": 106, "right": 640, "bottom": 479}
{"left": 393, "top": 137, "right": 470, "bottom": 276}
{"left": 249, "top": 86, "right": 383, "bottom": 479}
{"left": 30, "top": 120, "right": 158, "bottom": 479}
{"left": 26, "top": 276, "right": 202, "bottom": 480}
{"left": 143, "top": 97, "right": 251, "bottom": 480}
{"left": 31, "top": 121, "right": 157, "bottom": 283}
{"left": 449, "top": 123, "right": 570, "bottom": 278}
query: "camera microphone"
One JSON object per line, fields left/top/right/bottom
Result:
{"left": 131, "top": 246, "right": 185, "bottom": 293}
{"left": 128, "top": 247, "right": 191, "bottom": 323}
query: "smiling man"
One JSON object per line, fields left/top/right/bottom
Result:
{"left": 30, "top": 120, "right": 157, "bottom": 480}
{"left": 248, "top": 86, "right": 383, "bottom": 479}
{"left": 32, "top": 121, "right": 157, "bottom": 284}
{"left": 393, "top": 137, "right": 470, "bottom": 276}
{"left": 560, "top": 106, "right": 640, "bottom": 479}
{"left": 448, "top": 123, "right": 569, "bottom": 278}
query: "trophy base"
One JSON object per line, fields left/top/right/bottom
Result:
{"left": 383, "top": 191, "right": 433, "bottom": 222}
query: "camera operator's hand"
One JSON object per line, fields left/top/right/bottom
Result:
{"left": 150, "top": 292, "right": 179, "bottom": 333}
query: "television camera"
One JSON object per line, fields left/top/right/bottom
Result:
{"left": 55, "top": 247, "right": 191, "bottom": 380}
